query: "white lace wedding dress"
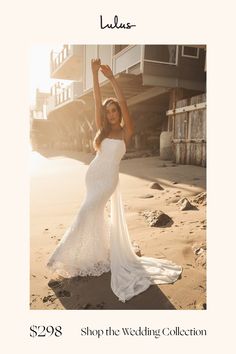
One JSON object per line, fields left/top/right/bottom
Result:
{"left": 46, "top": 138, "right": 182, "bottom": 302}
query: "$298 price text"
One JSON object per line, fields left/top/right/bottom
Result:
{"left": 30, "top": 325, "right": 62, "bottom": 338}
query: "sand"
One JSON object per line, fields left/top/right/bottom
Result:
{"left": 30, "top": 150, "right": 206, "bottom": 310}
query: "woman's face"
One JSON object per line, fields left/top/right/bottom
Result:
{"left": 105, "top": 103, "right": 121, "bottom": 125}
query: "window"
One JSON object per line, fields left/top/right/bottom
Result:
{"left": 145, "top": 45, "right": 177, "bottom": 64}
{"left": 182, "top": 46, "right": 199, "bottom": 58}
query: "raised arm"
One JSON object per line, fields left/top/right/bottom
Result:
{"left": 91, "top": 59, "right": 102, "bottom": 130}
{"left": 100, "top": 65, "right": 134, "bottom": 140}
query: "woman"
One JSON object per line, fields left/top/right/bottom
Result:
{"left": 46, "top": 59, "right": 182, "bottom": 303}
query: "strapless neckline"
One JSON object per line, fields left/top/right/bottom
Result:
{"left": 105, "top": 137, "right": 124, "bottom": 142}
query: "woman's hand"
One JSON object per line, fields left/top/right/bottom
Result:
{"left": 100, "top": 64, "right": 114, "bottom": 79}
{"left": 91, "top": 58, "right": 101, "bottom": 73}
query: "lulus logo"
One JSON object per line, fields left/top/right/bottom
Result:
{"left": 100, "top": 15, "right": 136, "bottom": 29}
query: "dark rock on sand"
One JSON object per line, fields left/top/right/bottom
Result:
{"left": 142, "top": 210, "right": 173, "bottom": 227}
{"left": 150, "top": 182, "right": 164, "bottom": 190}
{"left": 178, "top": 198, "right": 197, "bottom": 211}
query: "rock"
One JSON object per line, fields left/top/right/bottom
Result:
{"left": 193, "top": 192, "right": 206, "bottom": 206}
{"left": 178, "top": 198, "right": 197, "bottom": 211}
{"left": 192, "top": 244, "right": 206, "bottom": 268}
{"left": 172, "top": 181, "right": 178, "bottom": 184}
{"left": 48, "top": 280, "right": 62, "bottom": 288}
{"left": 44, "top": 228, "right": 49, "bottom": 231}
{"left": 192, "top": 243, "right": 206, "bottom": 254}
{"left": 139, "top": 194, "right": 154, "bottom": 199}
{"left": 142, "top": 210, "right": 173, "bottom": 227}
{"left": 194, "top": 247, "right": 205, "bottom": 255}
{"left": 58, "top": 290, "right": 71, "bottom": 298}
{"left": 196, "top": 253, "right": 206, "bottom": 268}
{"left": 150, "top": 182, "right": 164, "bottom": 190}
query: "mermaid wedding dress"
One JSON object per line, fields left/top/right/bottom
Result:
{"left": 46, "top": 138, "right": 182, "bottom": 302}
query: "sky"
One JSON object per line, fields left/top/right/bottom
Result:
{"left": 30, "top": 45, "right": 51, "bottom": 105}
{"left": 29, "top": 44, "right": 68, "bottom": 106}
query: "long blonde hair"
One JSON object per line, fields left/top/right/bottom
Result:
{"left": 93, "top": 97, "right": 122, "bottom": 151}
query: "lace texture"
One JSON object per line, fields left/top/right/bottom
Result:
{"left": 46, "top": 138, "right": 182, "bottom": 302}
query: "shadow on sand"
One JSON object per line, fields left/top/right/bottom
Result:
{"left": 36, "top": 148, "right": 206, "bottom": 192}
{"left": 39, "top": 149, "right": 94, "bottom": 166}
{"left": 48, "top": 272, "right": 180, "bottom": 310}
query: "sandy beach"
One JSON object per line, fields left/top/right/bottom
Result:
{"left": 30, "top": 150, "right": 206, "bottom": 310}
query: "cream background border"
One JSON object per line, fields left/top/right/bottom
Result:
{"left": 1, "top": 0, "right": 235, "bottom": 352}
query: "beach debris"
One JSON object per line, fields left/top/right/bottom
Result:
{"left": 192, "top": 192, "right": 206, "bottom": 206}
{"left": 178, "top": 197, "right": 197, "bottom": 211}
{"left": 42, "top": 294, "right": 57, "bottom": 303}
{"left": 142, "top": 210, "right": 173, "bottom": 227}
{"left": 200, "top": 219, "right": 206, "bottom": 229}
{"left": 192, "top": 244, "right": 206, "bottom": 268}
{"left": 132, "top": 241, "right": 142, "bottom": 256}
{"left": 150, "top": 182, "right": 164, "bottom": 190}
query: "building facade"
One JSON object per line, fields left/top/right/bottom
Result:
{"left": 32, "top": 45, "right": 206, "bottom": 163}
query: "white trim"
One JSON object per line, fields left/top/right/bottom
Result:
{"left": 112, "top": 44, "right": 136, "bottom": 59}
{"left": 181, "top": 46, "right": 200, "bottom": 58}
{"left": 176, "top": 45, "right": 179, "bottom": 65}
{"left": 166, "top": 102, "right": 206, "bottom": 116}
{"left": 140, "top": 45, "right": 145, "bottom": 73}
{"left": 144, "top": 59, "right": 177, "bottom": 66}
{"left": 112, "top": 45, "right": 141, "bottom": 75}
